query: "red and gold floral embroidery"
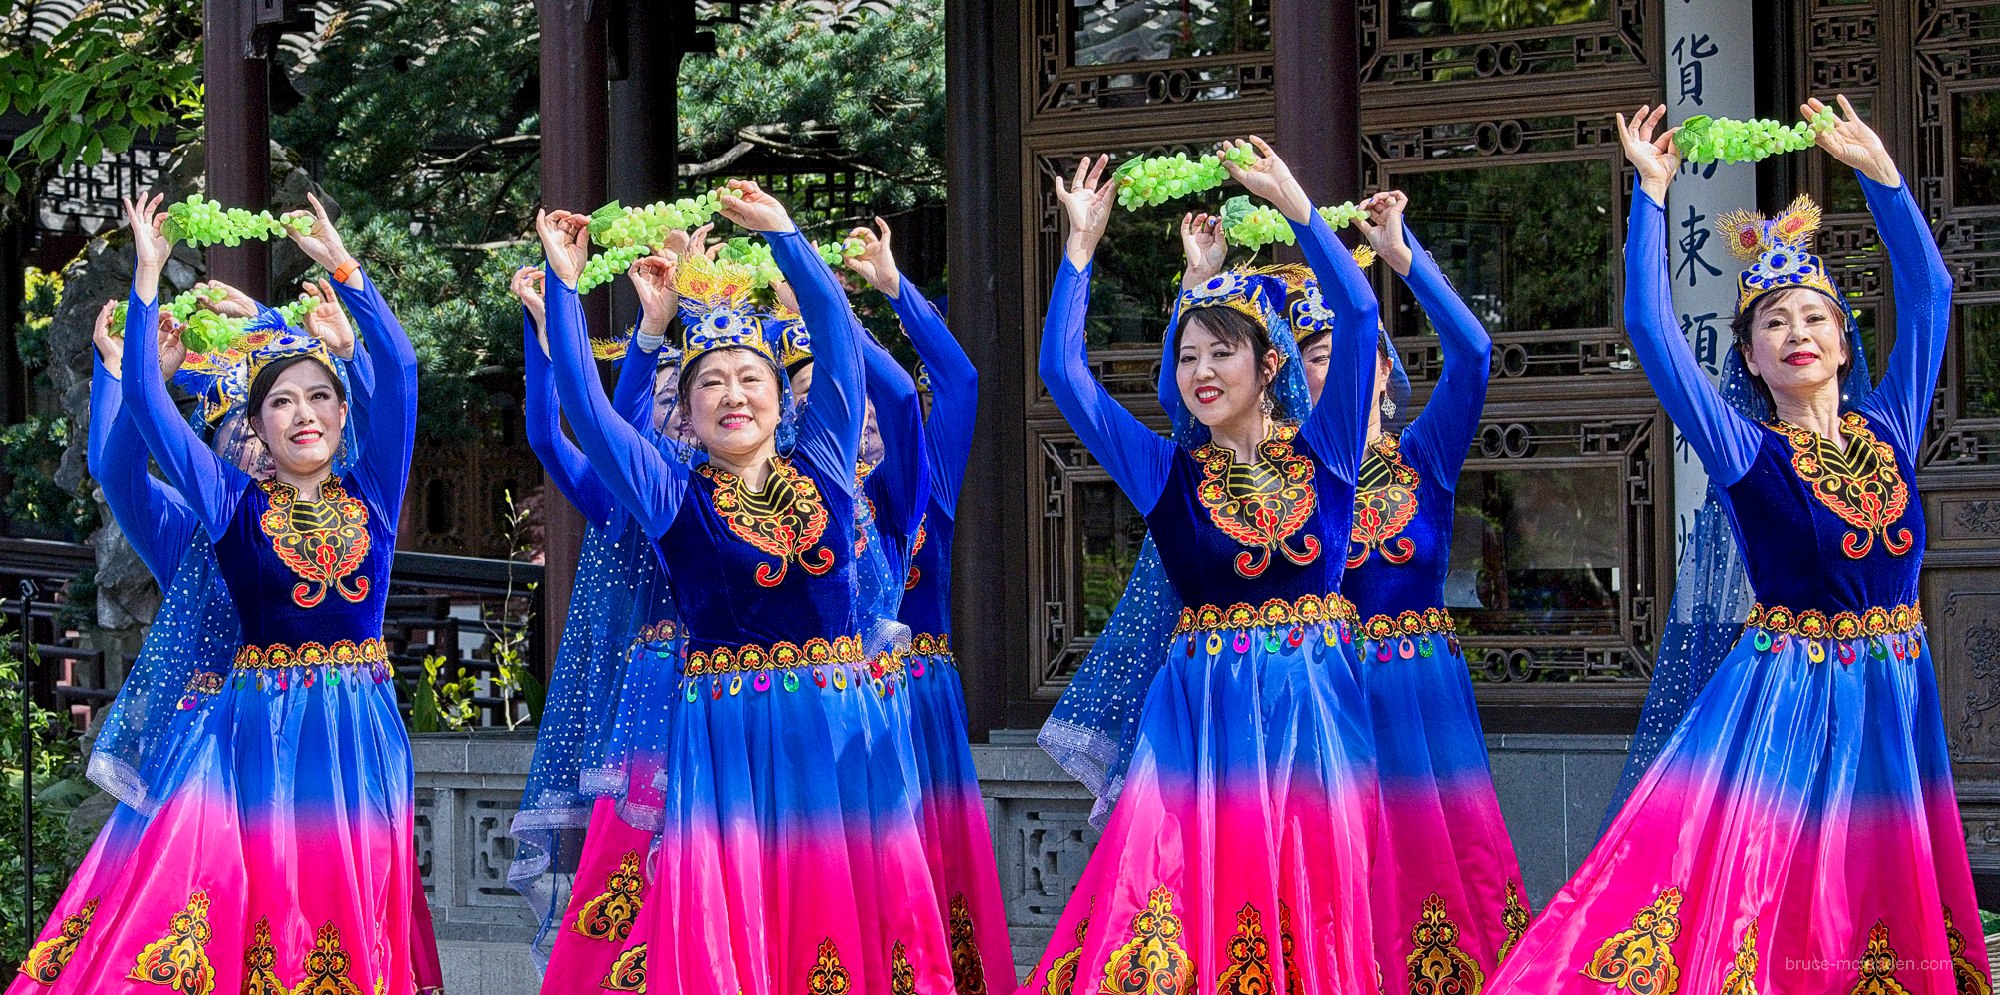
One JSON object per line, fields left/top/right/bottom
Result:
{"left": 1746, "top": 601, "right": 1921, "bottom": 640}
{"left": 700, "top": 459, "right": 835, "bottom": 587}
{"left": 1192, "top": 423, "right": 1322, "bottom": 579}
{"left": 603, "top": 944, "right": 647, "bottom": 992}
{"left": 1350, "top": 435, "right": 1421, "bottom": 569}
{"left": 1499, "top": 881, "right": 1531, "bottom": 964}
{"left": 129, "top": 891, "right": 217, "bottom": 995}
{"left": 1101, "top": 887, "right": 1195, "bottom": 995}
{"left": 904, "top": 514, "right": 928, "bottom": 591}
{"left": 911, "top": 632, "right": 952, "bottom": 657}
{"left": 1278, "top": 902, "right": 1303, "bottom": 995}
{"left": 683, "top": 634, "right": 872, "bottom": 676}
{"left": 889, "top": 940, "right": 917, "bottom": 995}
{"left": 18, "top": 897, "right": 96, "bottom": 985}
{"left": 1851, "top": 921, "right": 1912, "bottom": 995}
{"left": 260, "top": 477, "right": 372, "bottom": 609}
{"left": 295, "top": 922, "right": 364, "bottom": 995}
{"left": 1039, "top": 911, "right": 1090, "bottom": 995}
{"left": 234, "top": 637, "right": 389, "bottom": 671}
{"left": 1773, "top": 414, "right": 1913, "bottom": 560}
{"left": 1174, "top": 593, "right": 1358, "bottom": 634}
{"left": 1216, "top": 903, "right": 1272, "bottom": 995}
{"left": 1720, "top": 920, "right": 1758, "bottom": 995}
{"left": 806, "top": 938, "right": 852, "bottom": 995}
{"left": 571, "top": 851, "right": 646, "bottom": 943}
{"left": 1362, "top": 608, "right": 1457, "bottom": 642}
{"left": 948, "top": 894, "right": 988, "bottom": 995}
{"left": 1944, "top": 908, "right": 1992, "bottom": 995}
{"left": 240, "top": 918, "right": 287, "bottom": 995}
{"left": 1407, "top": 893, "right": 1482, "bottom": 995}
{"left": 1581, "top": 886, "right": 1681, "bottom": 995}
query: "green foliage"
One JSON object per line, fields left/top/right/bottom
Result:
{"left": 15, "top": 267, "right": 59, "bottom": 371}
{"left": 0, "top": 631, "right": 93, "bottom": 967}
{"left": 680, "top": 0, "right": 945, "bottom": 214}
{"left": 409, "top": 654, "right": 476, "bottom": 733}
{"left": 0, "top": 415, "right": 93, "bottom": 540}
{"left": 0, "top": 1, "right": 203, "bottom": 210}
{"left": 482, "top": 490, "right": 539, "bottom": 730}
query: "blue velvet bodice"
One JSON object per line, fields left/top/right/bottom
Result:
{"left": 1344, "top": 434, "right": 1458, "bottom": 620}
{"left": 1143, "top": 425, "right": 1357, "bottom": 609}
{"left": 1721, "top": 411, "right": 1923, "bottom": 612}
{"left": 211, "top": 476, "right": 394, "bottom": 649}
{"left": 898, "top": 493, "right": 954, "bottom": 638}
{"left": 653, "top": 456, "right": 860, "bottom": 655}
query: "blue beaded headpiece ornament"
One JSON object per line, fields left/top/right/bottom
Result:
{"left": 675, "top": 254, "right": 772, "bottom": 365}
{"left": 1158, "top": 267, "right": 1311, "bottom": 446}
{"left": 1721, "top": 196, "right": 1844, "bottom": 316}
{"left": 1255, "top": 255, "right": 1411, "bottom": 417}
{"left": 771, "top": 303, "right": 813, "bottom": 372}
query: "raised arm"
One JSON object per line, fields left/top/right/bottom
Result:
{"left": 1373, "top": 200, "right": 1492, "bottom": 486}
{"left": 1040, "top": 259, "right": 1173, "bottom": 512}
{"left": 759, "top": 223, "right": 864, "bottom": 486}
{"left": 89, "top": 315, "right": 197, "bottom": 584}
{"left": 1291, "top": 209, "right": 1380, "bottom": 482}
{"left": 1617, "top": 107, "right": 1762, "bottom": 484}
{"left": 514, "top": 266, "right": 616, "bottom": 526}
{"left": 861, "top": 326, "right": 931, "bottom": 550}
{"left": 537, "top": 211, "right": 687, "bottom": 538}
{"left": 118, "top": 195, "right": 245, "bottom": 536}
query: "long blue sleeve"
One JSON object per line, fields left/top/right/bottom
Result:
{"left": 1037, "top": 259, "right": 1172, "bottom": 512}
{"left": 329, "top": 272, "right": 418, "bottom": 527}
{"left": 1397, "top": 223, "right": 1493, "bottom": 489}
{"left": 90, "top": 356, "right": 197, "bottom": 584}
{"left": 1854, "top": 173, "right": 1954, "bottom": 456}
{"left": 1625, "top": 183, "right": 1762, "bottom": 485}
{"left": 770, "top": 229, "right": 865, "bottom": 489}
{"left": 543, "top": 267, "right": 687, "bottom": 539}
{"left": 862, "top": 326, "right": 930, "bottom": 552}
{"left": 610, "top": 314, "right": 661, "bottom": 434}
{"left": 886, "top": 276, "right": 976, "bottom": 515}
{"left": 523, "top": 311, "right": 616, "bottom": 526}
{"left": 1292, "top": 209, "right": 1380, "bottom": 482}
{"left": 119, "top": 287, "right": 246, "bottom": 537}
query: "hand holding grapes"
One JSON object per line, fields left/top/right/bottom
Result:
{"left": 844, "top": 218, "right": 903, "bottom": 299}
{"left": 280, "top": 193, "right": 356, "bottom": 286}
{"left": 538, "top": 209, "right": 592, "bottom": 287}
{"left": 192, "top": 280, "right": 259, "bottom": 320}
{"left": 1057, "top": 154, "right": 1115, "bottom": 268}
{"left": 1219, "top": 137, "right": 1311, "bottom": 224}
{"left": 1179, "top": 213, "right": 1227, "bottom": 291}
{"left": 1355, "top": 191, "right": 1414, "bottom": 276}
{"left": 1618, "top": 105, "right": 1682, "bottom": 204}
{"left": 1806, "top": 94, "right": 1899, "bottom": 187}
{"left": 629, "top": 252, "right": 681, "bottom": 336}
{"left": 717, "top": 180, "right": 795, "bottom": 234}
{"left": 300, "top": 279, "right": 357, "bottom": 360}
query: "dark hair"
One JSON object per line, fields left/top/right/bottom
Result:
{"left": 1730, "top": 288, "right": 1851, "bottom": 413}
{"left": 676, "top": 345, "right": 789, "bottom": 411}
{"left": 1176, "top": 305, "right": 1275, "bottom": 362}
{"left": 247, "top": 355, "right": 345, "bottom": 419}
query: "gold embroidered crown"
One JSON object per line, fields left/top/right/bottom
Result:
{"left": 1251, "top": 246, "right": 1377, "bottom": 343}
{"left": 177, "top": 324, "right": 334, "bottom": 426}
{"left": 1176, "top": 267, "right": 1294, "bottom": 346}
{"left": 770, "top": 302, "right": 812, "bottom": 370}
{"left": 1718, "top": 196, "right": 1842, "bottom": 313}
{"left": 676, "top": 253, "right": 772, "bottom": 364}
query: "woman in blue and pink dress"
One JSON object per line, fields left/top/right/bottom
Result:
{"left": 1021, "top": 138, "right": 1382, "bottom": 994}
{"left": 534, "top": 181, "right": 952, "bottom": 995}
{"left": 1486, "top": 98, "right": 1989, "bottom": 994}
{"left": 15, "top": 190, "right": 428, "bottom": 994}
{"left": 844, "top": 220, "right": 1018, "bottom": 993}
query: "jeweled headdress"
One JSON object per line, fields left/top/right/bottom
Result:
{"left": 1250, "top": 253, "right": 1410, "bottom": 414}
{"left": 1159, "top": 266, "right": 1311, "bottom": 446}
{"left": 769, "top": 303, "right": 812, "bottom": 371}
{"left": 1176, "top": 268, "right": 1288, "bottom": 337}
{"left": 675, "top": 253, "right": 771, "bottom": 364}
{"left": 1719, "top": 196, "right": 1843, "bottom": 314}
{"left": 174, "top": 308, "right": 334, "bottom": 427}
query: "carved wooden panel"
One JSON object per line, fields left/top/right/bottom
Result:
{"left": 1026, "top": 0, "right": 1274, "bottom": 126}
{"left": 1357, "top": 0, "right": 1655, "bottom": 104}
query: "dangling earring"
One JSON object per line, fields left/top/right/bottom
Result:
{"left": 1380, "top": 396, "right": 1397, "bottom": 420}
{"left": 1260, "top": 393, "right": 1275, "bottom": 416}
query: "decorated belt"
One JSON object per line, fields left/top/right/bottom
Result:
{"left": 1359, "top": 607, "right": 1463, "bottom": 661}
{"left": 910, "top": 632, "right": 951, "bottom": 657}
{"left": 680, "top": 633, "right": 905, "bottom": 700}
{"left": 683, "top": 634, "right": 872, "bottom": 676}
{"left": 1173, "top": 593, "right": 1358, "bottom": 635}
{"left": 628, "top": 620, "right": 681, "bottom": 651}
{"left": 233, "top": 636, "right": 389, "bottom": 670}
{"left": 1744, "top": 600, "right": 1924, "bottom": 663}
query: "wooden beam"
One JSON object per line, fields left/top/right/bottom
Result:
{"left": 203, "top": 0, "right": 271, "bottom": 300}
{"left": 536, "top": 0, "right": 609, "bottom": 676}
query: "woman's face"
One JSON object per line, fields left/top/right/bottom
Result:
{"left": 862, "top": 399, "right": 883, "bottom": 466}
{"left": 653, "top": 362, "right": 689, "bottom": 441}
{"left": 1175, "top": 315, "right": 1276, "bottom": 431}
{"left": 1300, "top": 332, "right": 1331, "bottom": 407}
{"left": 686, "top": 348, "right": 783, "bottom": 460}
{"left": 1740, "top": 288, "right": 1848, "bottom": 405}
{"left": 251, "top": 361, "right": 346, "bottom": 478}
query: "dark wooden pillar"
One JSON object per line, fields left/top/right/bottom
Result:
{"left": 204, "top": 0, "right": 271, "bottom": 300}
{"left": 606, "top": 0, "right": 685, "bottom": 333}
{"left": 537, "top": 0, "right": 609, "bottom": 669}
{"left": 1273, "top": 0, "right": 1361, "bottom": 204}
{"left": 944, "top": 0, "right": 1023, "bottom": 738}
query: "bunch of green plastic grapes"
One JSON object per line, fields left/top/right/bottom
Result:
{"left": 717, "top": 240, "right": 783, "bottom": 288}
{"left": 588, "top": 191, "right": 724, "bottom": 250}
{"left": 161, "top": 195, "right": 309, "bottom": 248}
{"left": 816, "top": 237, "right": 864, "bottom": 269}
{"left": 1676, "top": 106, "right": 1840, "bottom": 165}
{"left": 1318, "top": 202, "right": 1365, "bottom": 231}
{"left": 1222, "top": 200, "right": 1297, "bottom": 252}
{"left": 576, "top": 245, "right": 653, "bottom": 295}
{"left": 274, "top": 296, "right": 316, "bottom": 329}
{"left": 1113, "top": 153, "right": 1226, "bottom": 211}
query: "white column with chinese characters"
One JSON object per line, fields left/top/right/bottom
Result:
{"left": 1663, "top": 0, "right": 1757, "bottom": 558}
